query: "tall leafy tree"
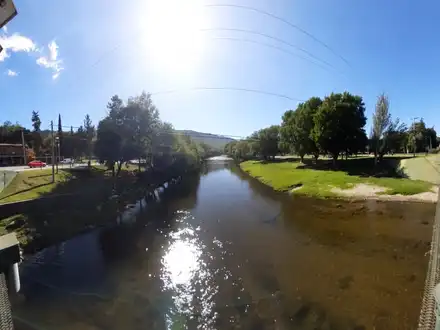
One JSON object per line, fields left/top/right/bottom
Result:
{"left": 252, "top": 125, "right": 280, "bottom": 160}
{"left": 95, "top": 92, "right": 161, "bottom": 176}
{"left": 84, "top": 114, "right": 95, "bottom": 166}
{"left": 313, "top": 92, "right": 367, "bottom": 165}
{"left": 31, "top": 111, "right": 42, "bottom": 156}
{"left": 385, "top": 119, "right": 408, "bottom": 154}
{"left": 425, "top": 127, "right": 438, "bottom": 150}
{"left": 57, "top": 113, "right": 64, "bottom": 156}
{"left": 280, "top": 97, "right": 322, "bottom": 162}
{"left": 371, "top": 94, "right": 391, "bottom": 164}
{"left": 407, "top": 119, "right": 432, "bottom": 153}
{"left": 31, "top": 111, "right": 41, "bottom": 131}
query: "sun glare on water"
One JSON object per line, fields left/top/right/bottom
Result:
{"left": 140, "top": 0, "right": 208, "bottom": 77}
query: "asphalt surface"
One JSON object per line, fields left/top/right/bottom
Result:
{"left": 0, "top": 163, "right": 86, "bottom": 172}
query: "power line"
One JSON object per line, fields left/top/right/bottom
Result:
{"left": 205, "top": 3, "right": 350, "bottom": 66}
{"left": 45, "top": 123, "right": 260, "bottom": 142}
{"left": 202, "top": 28, "right": 335, "bottom": 69}
{"left": 150, "top": 87, "right": 304, "bottom": 102}
{"left": 207, "top": 36, "right": 338, "bottom": 74}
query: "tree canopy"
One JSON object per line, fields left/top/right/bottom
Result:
{"left": 280, "top": 97, "right": 322, "bottom": 162}
{"left": 312, "top": 92, "right": 367, "bottom": 162}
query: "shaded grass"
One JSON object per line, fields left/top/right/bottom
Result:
{"left": 0, "top": 165, "right": 185, "bottom": 253}
{"left": 0, "top": 214, "right": 32, "bottom": 247}
{"left": 0, "top": 169, "right": 72, "bottom": 203}
{"left": 240, "top": 160, "right": 433, "bottom": 198}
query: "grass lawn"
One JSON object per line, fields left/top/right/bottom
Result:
{"left": 240, "top": 160, "right": 433, "bottom": 198}
{"left": 0, "top": 169, "right": 72, "bottom": 203}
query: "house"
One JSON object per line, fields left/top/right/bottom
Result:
{"left": 0, "top": 143, "right": 29, "bottom": 166}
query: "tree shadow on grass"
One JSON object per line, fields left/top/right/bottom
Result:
{"left": 0, "top": 182, "right": 52, "bottom": 201}
{"left": 27, "top": 173, "right": 53, "bottom": 179}
{"left": 2, "top": 166, "right": 189, "bottom": 253}
{"left": 267, "top": 156, "right": 410, "bottom": 179}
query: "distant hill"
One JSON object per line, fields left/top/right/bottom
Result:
{"left": 176, "top": 130, "right": 235, "bottom": 150}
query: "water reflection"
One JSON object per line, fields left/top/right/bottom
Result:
{"left": 161, "top": 212, "right": 217, "bottom": 330}
{"left": 10, "top": 161, "right": 435, "bottom": 330}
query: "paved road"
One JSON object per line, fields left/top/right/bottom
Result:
{"left": 0, "top": 163, "right": 87, "bottom": 172}
{"left": 400, "top": 155, "right": 440, "bottom": 184}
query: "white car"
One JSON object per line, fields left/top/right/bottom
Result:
{"left": 60, "top": 158, "right": 74, "bottom": 164}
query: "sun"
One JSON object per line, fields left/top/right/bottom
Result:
{"left": 139, "top": 0, "right": 207, "bottom": 77}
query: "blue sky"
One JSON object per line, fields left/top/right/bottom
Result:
{"left": 1, "top": 0, "right": 439, "bottom": 137}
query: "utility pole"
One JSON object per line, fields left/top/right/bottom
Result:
{"left": 411, "top": 117, "right": 419, "bottom": 157}
{"left": 87, "top": 133, "right": 92, "bottom": 168}
{"left": 56, "top": 138, "right": 60, "bottom": 174}
{"left": 51, "top": 121, "right": 55, "bottom": 183}
{"left": 21, "top": 129, "right": 26, "bottom": 165}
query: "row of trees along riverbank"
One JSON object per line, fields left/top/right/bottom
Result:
{"left": 1, "top": 92, "right": 218, "bottom": 174}
{"left": 94, "top": 92, "right": 216, "bottom": 178}
{"left": 0, "top": 92, "right": 217, "bottom": 253}
{"left": 224, "top": 92, "right": 438, "bottom": 165}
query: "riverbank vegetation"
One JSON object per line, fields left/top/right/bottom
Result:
{"left": 225, "top": 92, "right": 438, "bottom": 163}
{"left": 227, "top": 92, "right": 438, "bottom": 200}
{"left": 0, "top": 169, "right": 72, "bottom": 203}
{"left": 241, "top": 158, "right": 433, "bottom": 199}
{"left": 0, "top": 92, "right": 216, "bottom": 252}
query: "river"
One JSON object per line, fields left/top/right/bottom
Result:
{"left": 12, "top": 159, "right": 435, "bottom": 330}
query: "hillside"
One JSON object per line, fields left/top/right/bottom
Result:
{"left": 176, "top": 130, "right": 235, "bottom": 150}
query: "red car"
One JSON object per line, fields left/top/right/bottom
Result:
{"left": 28, "top": 160, "right": 47, "bottom": 168}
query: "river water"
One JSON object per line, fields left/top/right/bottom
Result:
{"left": 12, "top": 160, "right": 435, "bottom": 330}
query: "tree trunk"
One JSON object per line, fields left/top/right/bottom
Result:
{"left": 300, "top": 155, "right": 304, "bottom": 163}
{"left": 116, "top": 160, "right": 123, "bottom": 177}
{"left": 332, "top": 153, "right": 339, "bottom": 167}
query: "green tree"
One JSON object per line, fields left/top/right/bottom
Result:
{"left": 425, "top": 127, "right": 438, "bottom": 150}
{"left": 95, "top": 92, "right": 160, "bottom": 176}
{"left": 234, "top": 140, "right": 251, "bottom": 160}
{"left": 408, "top": 119, "right": 430, "bottom": 153}
{"left": 280, "top": 97, "right": 322, "bottom": 162}
{"left": 84, "top": 114, "right": 95, "bottom": 166}
{"left": 31, "top": 111, "right": 42, "bottom": 156}
{"left": 224, "top": 141, "right": 238, "bottom": 157}
{"left": 371, "top": 94, "right": 391, "bottom": 164}
{"left": 57, "top": 113, "right": 64, "bottom": 156}
{"left": 253, "top": 125, "right": 280, "bottom": 160}
{"left": 313, "top": 92, "right": 367, "bottom": 165}
{"left": 385, "top": 119, "right": 408, "bottom": 154}
{"left": 31, "top": 111, "right": 41, "bottom": 131}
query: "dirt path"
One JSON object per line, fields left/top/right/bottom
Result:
{"left": 331, "top": 183, "right": 439, "bottom": 203}
{"left": 400, "top": 156, "right": 440, "bottom": 184}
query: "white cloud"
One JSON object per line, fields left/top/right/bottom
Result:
{"left": 0, "top": 33, "right": 36, "bottom": 62}
{"left": 36, "top": 40, "right": 63, "bottom": 79}
{"left": 48, "top": 40, "right": 58, "bottom": 61}
{"left": 2, "top": 26, "right": 7, "bottom": 33}
{"left": 6, "top": 69, "right": 18, "bottom": 77}
{"left": 0, "top": 31, "right": 64, "bottom": 80}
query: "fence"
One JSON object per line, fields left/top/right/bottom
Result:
{"left": 0, "top": 173, "right": 16, "bottom": 194}
{"left": 418, "top": 188, "right": 440, "bottom": 329}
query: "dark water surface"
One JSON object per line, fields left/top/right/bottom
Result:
{"left": 13, "top": 161, "right": 435, "bottom": 330}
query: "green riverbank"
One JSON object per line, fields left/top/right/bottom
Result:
{"left": 0, "top": 166, "right": 191, "bottom": 253}
{"left": 240, "top": 158, "right": 436, "bottom": 202}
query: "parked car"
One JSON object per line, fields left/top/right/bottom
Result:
{"left": 28, "top": 160, "right": 47, "bottom": 168}
{"left": 60, "top": 158, "right": 74, "bottom": 164}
